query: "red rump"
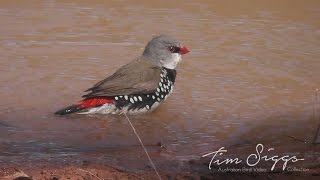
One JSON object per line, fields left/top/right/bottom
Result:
{"left": 76, "top": 97, "right": 113, "bottom": 108}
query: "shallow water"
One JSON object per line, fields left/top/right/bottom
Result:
{"left": 0, "top": 0, "right": 320, "bottom": 170}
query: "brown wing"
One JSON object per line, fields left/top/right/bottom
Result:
{"left": 83, "top": 57, "right": 161, "bottom": 98}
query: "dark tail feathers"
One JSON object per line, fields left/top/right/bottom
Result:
{"left": 54, "top": 105, "right": 85, "bottom": 115}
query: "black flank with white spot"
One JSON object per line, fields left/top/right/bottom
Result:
{"left": 114, "top": 67, "right": 176, "bottom": 112}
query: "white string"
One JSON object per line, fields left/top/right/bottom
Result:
{"left": 123, "top": 111, "right": 162, "bottom": 180}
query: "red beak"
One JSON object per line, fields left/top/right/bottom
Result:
{"left": 179, "top": 46, "right": 190, "bottom": 55}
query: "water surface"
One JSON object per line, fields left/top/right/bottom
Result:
{"left": 0, "top": 0, "right": 319, "bottom": 171}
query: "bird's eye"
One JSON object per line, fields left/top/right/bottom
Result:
{"left": 168, "top": 46, "right": 179, "bottom": 53}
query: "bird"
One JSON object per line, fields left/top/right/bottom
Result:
{"left": 54, "top": 35, "right": 189, "bottom": 115}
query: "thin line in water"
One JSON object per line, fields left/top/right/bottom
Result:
{"left": 123, "top": 111, "right": 162, "bottom": 180}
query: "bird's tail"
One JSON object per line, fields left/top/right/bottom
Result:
{"left": 54, "top": 97, "right": 113, "bottom": 115}
{"left": 54, "top": 104, "right": 85, "bottom": 115}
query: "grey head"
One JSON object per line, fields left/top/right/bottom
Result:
{"left": 142, "top": 35, "right": 189, "bottom": 69}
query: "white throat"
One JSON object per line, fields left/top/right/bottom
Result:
{"left": 162, "top": 53, "right": 181, "bottom": 69}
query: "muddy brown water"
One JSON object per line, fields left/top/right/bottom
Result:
{"left": 0, "top": 0, "right": 320, "bottom": 172}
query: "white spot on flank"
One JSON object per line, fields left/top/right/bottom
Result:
{"left": 161, "top": 87, "right": 164, "bottom": 92}
{"left": 147, "top": 95, "right": 150, "bottom": 97}
{"left": 124, "top": 95, "right": 128, "bottom": 100}
{"left": 160, "top": 78, "right": 163, "bottom": 83}
{"left": 115, "top": 96, "right": 119, "bottom": 100}
{"left": 155, "top": 92, "right": 159, "bottom": 96}
{"left": 133, "top": 96, "right": 138, "bottom": 101}
{"left": 152, "top": 95, "right": 155, "bottom": 99}
{"left": 161, "top": 95, "right": 164, "bottom": 98}
{"left": 130, "top": 98, "right": 134, "bottom": 103}
{"left": 159, "top": 82, "right": 162, "bottom": 87}
{"left": 119, "top": 95, "right": 123, "bottom": 98}
{"left": 157, "top": 98, "right": 160, "bottom": 101}
{"left": 146, "top": 105, "right": 150, "bottom": 109}
{"left": 138, "top": 96, "right": 142, "bottom": 101}
{"left": 160, "top": 74, "right": 163, "bottom": 78}
{"left": 157, "top": 88, "right": 160, "bottom": 92}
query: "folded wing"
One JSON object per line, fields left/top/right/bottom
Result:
{"left": 83, "top": 57, "right": 161, "bottom": 98}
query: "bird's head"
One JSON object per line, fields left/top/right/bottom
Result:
{"left": 142, "top": 35, "right": 189, "bottom": 69}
